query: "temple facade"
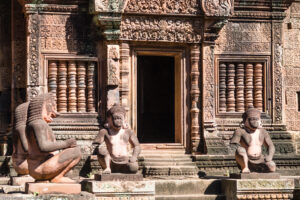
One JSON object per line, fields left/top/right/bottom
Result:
{"left": 1, "top": 0, "right": 300, "bottom": 176}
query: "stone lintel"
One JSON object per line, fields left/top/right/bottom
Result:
{"left": 230, "top": 173, "right": 281, "bottom": 179}
{"left": 25, "top": 183, "right": 81, "bottom": 195}
{"left": 11, "top": 176, "right": 35, "bottom": 187}
{"left": 95, "top": 173, "right": 143, "bottom": 181}
{"left": 82, "top": 180, "right": 155, "bottom": 196}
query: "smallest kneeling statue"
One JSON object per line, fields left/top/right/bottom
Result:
{"left": 230, "top": 107, "right": 276, "bottom": 173}
{"left": 93, "top": 105, "right": 141, "bottom": 174}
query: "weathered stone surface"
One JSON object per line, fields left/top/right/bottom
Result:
{"left": 0, "top": 192, "right": 95, "bottom": 200}
{"left": 230, "top": 173, "right": 280, "bottom": 179}
{"left": 0, "top": 177, "right": 10, "bottom": 185}
{"left": 0, "top": 185, "right": 24, "bottom": 194}
{"left": 25, "top": 183, "right": 81, "bottom": 195}
{"left": 95, "top": 173, "right": 143, "bottom": 181}
{"left": 222, "top": 179, "right": 294, "bottom": 200}
{"left": 11, "top": 176, "right": 35, "bottom": 186}
{"left": 82, "top": 180, "right": 155, "bottom": 197}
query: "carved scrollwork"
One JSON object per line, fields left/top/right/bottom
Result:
{"left": 125, "top": 0, "right": 200, "bottom": 15}
{"left": 120, "top": 16, "right": 202, "bottom": 43}
{"left": 202, "top": 0, "right": 233, "bottom": 17}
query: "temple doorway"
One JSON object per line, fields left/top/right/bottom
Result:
{"left": 137, "top": 56, "right": 175, "bottom": 143}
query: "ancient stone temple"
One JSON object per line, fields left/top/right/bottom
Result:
{"left": 1, "top": 0, "right": 300, "bottom": 189}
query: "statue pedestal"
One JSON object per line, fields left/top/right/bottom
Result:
{"left": 82, "top": 180, "right": 155, "bottom": 199}
{"left": 95, "top": 173, "right": 143, "bottom": 181}
{"left": 25, "top": 183, "right": 81, "bottom": 195}
{"left": 11, "top": 176, "right": 35, "bottom": 186}
{"left": 230, "top": 172, "right": 281, "bottom": 179}
{"left": 222, "top": 178, "right": 294, "bottom": 200}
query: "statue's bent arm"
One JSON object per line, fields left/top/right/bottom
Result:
{"left": 19, "top": 129, "right": 29, "bottom": 152}
{"left": 263, "top": 130, "right": 275, "bottom": 161}
{"left": 32, "top": 123, "right": 69, "bottom": 152}
{"left": 129, "top": 131, "right": 141, "bottom": 158}
{"left": 230, "top": 129, "right": 242, "bottom": 150}
{"left": 93, "top": 129, "right": 106, "bottom": 145}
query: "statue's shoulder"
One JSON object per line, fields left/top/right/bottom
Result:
{"left": 99, "top": 128, "right": 109, "bottom": 136}
{"left": 27, "top": 119, "right": 47, "bottom": 128}
{"left": 125, "top": 129, "right": 134, "bottom": 136}
{"left": 259, "top": 128, "right": 269, "bottom": 136}
{"left": 234, "top": 127, "right": 247, "bottom": 136}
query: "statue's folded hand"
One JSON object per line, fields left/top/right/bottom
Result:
{"left": 66, "top": 138, "right": 77, "bottom": 148}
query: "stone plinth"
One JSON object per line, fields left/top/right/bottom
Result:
{"left": 11, "top": 176, "right": 35, "bottom": 186}
{"left": 0, "top": 177, "right": 10, "bottom": 185}
{"left": 94, "top": 173, "right": 143, "bottom": 181}
{"left": 82, "top": 180, "right": 155, "bottom": 199}
{"left": 25, "top": 183, "right": 81, "bottom": 195}
{"left": 222, "top": 179, "right": 294, "bottom": 200}
{"left": 230, "top": 173, "right": 280, "bottom": 179}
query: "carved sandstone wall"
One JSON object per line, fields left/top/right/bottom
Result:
{"left": 283, "top": 1, "right": 300, "bottom": 132}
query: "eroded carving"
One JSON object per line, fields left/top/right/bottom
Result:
{"left": 202, "top": 0, "right": 233, "bottom": 17}
{"left": 107, "top": 45, "right": 120, "bottom": 86}
{"left": 120, "top": 16, "right": 202, "bottom": 43}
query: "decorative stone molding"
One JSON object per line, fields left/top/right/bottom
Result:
{"left": 202, "top": 0, "right": 234, "bottom": 17}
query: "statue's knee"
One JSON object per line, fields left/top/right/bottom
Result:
{"left": 237, "top": 147, "right": 247, "bottom": 156}
{"left": 74, "top": 146, "right": 82, "bottom": 158}
{"left": 128, "top": 162, "right": 139, "bottom": 173}
{"left": 266, "top": 161, "right": 276, "bottom": 172}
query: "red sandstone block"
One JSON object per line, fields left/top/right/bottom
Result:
{"left": 25, "top": 183, "right": 81, "bottom": 195}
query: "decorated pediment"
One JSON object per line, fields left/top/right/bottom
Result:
{"left": 124, "top": 0, "right": 200, "bottom": 15}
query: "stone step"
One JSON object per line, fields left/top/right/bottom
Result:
{"left": 140, "top": 157, "right": 192, "bottom": 162}
{"left": 141, "top": 161, "right": 196, "bottom": 166}
{"left": 0, "top": 177, "right": 10, "bottom": 185}
{"left": 155, "top": 194, "right": 225, "bottom": 200}
{"left": 155, "top": 179, "right": 222, "bottom": 195}
{"left": 0, "top": 185, "right": 24, "bottom": 194}
{"left": 144, "top": 166, "right": 198, "bottom": 177}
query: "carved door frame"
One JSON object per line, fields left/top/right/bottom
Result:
{"left": 130, "top": 47, "right": 188, "bottom": 147}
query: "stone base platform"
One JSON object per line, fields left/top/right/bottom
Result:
{"left": 95, "top": 173, "right": 143, "bottom": 181}
{"left": 230, "top": 173, "right": 280, "bottom": 179}
{"left": 82, "top": 180, "right": 155, "bottom": 199}
{"left": 222, "top": 178, "right": 294, "bottom": 200}
{"left": 25, "top": 183, "right": 81, "bottom": 195}
{"left": 11, "top": 176, "right": 35, "bottom": 186}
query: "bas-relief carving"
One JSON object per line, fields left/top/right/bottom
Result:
{"left": 28, "top": 14, "right": 39, "bottom": 87}
{"left": 107, "top": 45, "right": 120, "bottom": 86}
{"left": 39, "top": 14, "right": 93, "bottom": 54}
{"left": 125, "top": 0, "right": 199, "bottom": 14}
{"left": 120, "top": 16, "right": 202, "bottom": 43}
{"left": 215, "top": 22, "right": 271, "bottom": 54}
{"left": 202, "top": 0, "right": 233, "bottom": 17}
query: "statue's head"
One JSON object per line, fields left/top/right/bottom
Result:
{"left": 107, "top": 104, "right": 126, "bottom": 130}
{"left": 14, "top": 102, "right": 29, "bottom": 128}
{"left": 27, "top": 93, "right": 59, "bottom": 124}
{"left": 242, "top": 106, "right": 261, "bottom": 131}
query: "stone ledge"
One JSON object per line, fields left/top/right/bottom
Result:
{"left": 230, "top": 173, "right": 281, "bottom": 179}
{"left": 25, "top": 183, "right": 81, "bottom": 195}
{"left": 95, "top": 173, "right": 143, "bottom": 181}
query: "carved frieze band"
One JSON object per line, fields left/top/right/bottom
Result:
{"left": 203, "top": 45, "right": 215, "bottom": 122}
{"left": 120, "top": 16, "right": 202, "bottom": 43}
{"left": 273, "top": 22, "right": 283, "bottom": 123}
{"left": 28, "top": 14, "right": 40, "bottom": 87}
{"left": 202, "top": 0, "right": 234, "bottom": 17}
{"left": 125, "top": 0, "right": 200, "bottom": 15}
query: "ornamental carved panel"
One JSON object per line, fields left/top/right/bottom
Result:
{"left": 39, "top": 14, "right": 94, "bottom": 54}
{"left": 202, "top": 0, "right": 233, "bottom": 16}
{"left": 125, "top": 0, "right": 200, "bottom": 15}
{"left": 120, "top": 16, "right": 202, "bottom": 43}
{"left": 215, "top": 22, "right": 271, "bottom": 54}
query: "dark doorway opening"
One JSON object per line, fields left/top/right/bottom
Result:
{"left": 137, "top": 56, "right": 175, "bottom": 143}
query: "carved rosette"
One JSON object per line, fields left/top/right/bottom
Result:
{"left": 190, "top": 45, "right": 201, "bottom": 152}
{"left": 107, "top": 45, "right": 120, "bottom": 86}
{"left": 202, "top": 0, "right": 234, "bottom": 17}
